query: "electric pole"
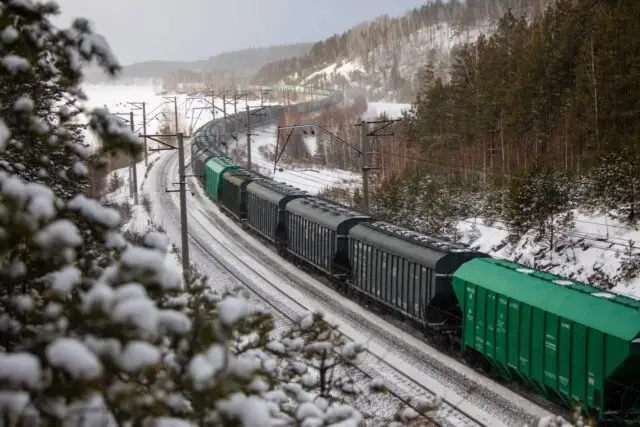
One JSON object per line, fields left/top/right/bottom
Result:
{"left": 222, "top": 94, "right": 227, "bottom": 134}
{"left": 360, "top": 117, "right": 401, "bottom": 211}
{"left": 111, "top": 110, "right": 136, "bottom": 199}
{"left": 146, "top": 131, "right": 190, "bottom": 275}
{"left": 142, "top": 102, "right": 148, "bottom": 166}
{"left": 176, "top": 133, "right": 189, "bottom": 274}
{"left": 128, "top": 101, "right": 150, "bottom": 167}
{"left": 359, "top": 120, "right": 369, "bottom": 212}
{"left": 173, "top": 96, "right": 179, "bottom": 134}
{"left": 129, "top": 111, "right": 139, "bottom": 205}
{"left": 246, "top": 104, "right": 252, "bottom": 169}
{"left": 211, "top": 90, "right": 216, "bottom": 119}
{"left": 245, "top": 106, "right": 267, "bottom": 170}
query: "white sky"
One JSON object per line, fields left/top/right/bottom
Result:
{"left": 52, "top": 0, "right": 429, "bottom": 64}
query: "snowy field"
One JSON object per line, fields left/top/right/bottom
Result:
{"left": 232, "top": 124, "right": 363, "bottom": 195}
{"left": 231, "top": 101, "right": 410, "bottom": 194}
{"left": 79, "top": 83, "right": 271, "bottom": 152}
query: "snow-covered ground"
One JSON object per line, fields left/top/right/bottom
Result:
{"left": 229, "top": 101, "right": 411, "bottom": 194}
{"left": 457, "top": 213, "right": 640, "bottom": 299}
{"left": 233, "top": 124, "right": 362, "bottom": 195}
{"left": 303, "top": 59, "right": 365, "bottom": 84}
{"left": 101, "top": 150, "right": 184, "bottom": 275}
{"left": 365, "top": 101, "right": 410, "bottom": 119}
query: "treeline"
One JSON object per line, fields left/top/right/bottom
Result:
{"left": 390, "top": 0, "right": 640, "bottom": 228}
{"left": 251, "top": 0, "right": 545, "bottom": 86}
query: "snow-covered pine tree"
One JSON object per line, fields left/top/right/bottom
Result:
{"left": 589, "top": 147, "right": 640, "bottom": 224}
{"left": 506, "top": 166, "right": 574, "bottom": 253}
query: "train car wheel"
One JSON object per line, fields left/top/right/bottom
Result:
{"left": 463, "top": 348, "right": 479, "bottom": 368}
{"left": 479, "top": 357, "right": 491, "bottom": 374}
{"left": 438, "top": 333, "right": 452, "bottom": 352}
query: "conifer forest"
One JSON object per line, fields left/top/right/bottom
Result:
{"left": 373, "top": 0, "right": 640, "bottom": 245}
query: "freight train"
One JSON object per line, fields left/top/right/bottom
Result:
{"left": 188, "top": 91, "right": 640, "bottom": 426}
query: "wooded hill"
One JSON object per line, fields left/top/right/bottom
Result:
{"left": 359, "top": 0, "right": 640, "bottom": 274}
{"left": 82, "top": 43, "right": 313, "bottom": 83}
{"left": 251, "top": 0, "right": 549, "bottom": 101}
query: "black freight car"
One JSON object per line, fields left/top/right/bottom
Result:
{"left": 347, "top": 221, "right": 489, "bottom": 335}
{"left": 219, "top": 169, "right": 261, "bottom": 221}
{"left": 245, "top": 180, "right": 307, "bottom": 250}
{"left": 191, "top": 138, "right": 208, "bottom": 186}
{"left": 285, "top": 197, "right": 372, "bottom": 278}
{"left": 191, "top": 136, "right": 208, "bottom": 170}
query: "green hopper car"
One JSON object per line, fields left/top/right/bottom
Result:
{"left": 452, "top": 258, "right": 640, "bottom": 423}
{"left": 204, "top": 157, "right": 240, "bottom": 201}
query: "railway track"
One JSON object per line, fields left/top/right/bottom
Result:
{"left": 149, "top": 142, "right": 553, "bottom": 427}
{"left": 156, "top": 151, "right": 488, "bottom": 426}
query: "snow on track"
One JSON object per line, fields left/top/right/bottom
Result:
{"left": 154, "top": 154, "right": 485, "bottom": 426}
{"left": 149, "top": 152, "right": 408, "bottom": 422}
{"left": 147, "top": 132, "right": 555, "bottom": 427}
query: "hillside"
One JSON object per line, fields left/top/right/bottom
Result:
{"left": 83, "top": 43, "right": 312, "bottom": 84}
{"left": 251, "top": 0, "right": 546, "bottom": 101}
{"left": 362, "top": 0, "right": 640, "bottom": 295}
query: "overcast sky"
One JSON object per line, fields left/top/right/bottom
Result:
{"left": 52, "top": 0, "right": 428, "bottom": 65}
